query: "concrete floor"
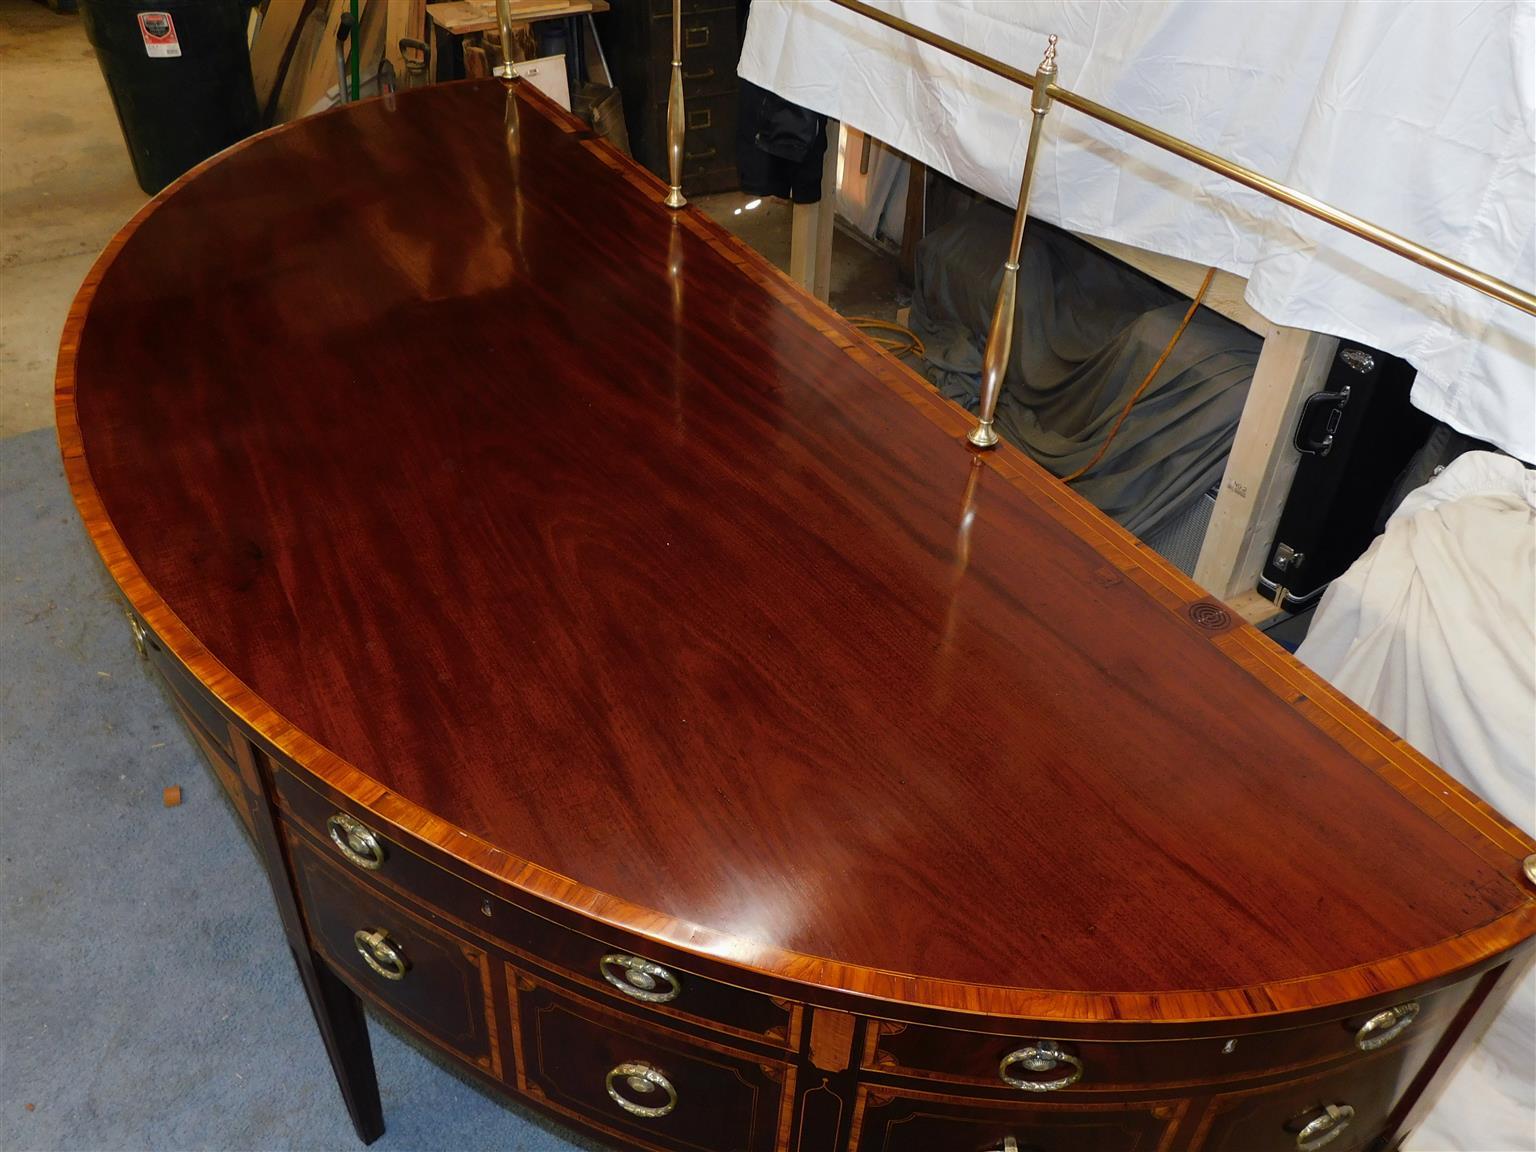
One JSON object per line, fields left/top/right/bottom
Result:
{"left": 694, "top": 190, "right": 907, "bottom": 324}
{"left": 0, "top": 0, "right": 147, "bottom": 439}
{"left": 0, "top": 2, "right": 901, "bottom": 442}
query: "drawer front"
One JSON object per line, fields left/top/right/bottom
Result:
{"left": 647, "top": 7, "right": 738, "bottom": 98}
{"left": 509, "top": 968, "right": 792, "bottom": 1152}
{"left": 133, "top": 613, "right": 253, "bottom": 828}
{"left": 275, "top": 766, "right": 797, "bottom": 1048}
{"left": 648, "top": 90, "right": 738, "bottom": 183}
{"left": 1193, "top": 1031, "right": 1443, "bottom": 1152}
{"left": 169, "top": 694, "right": 253, "bottom": 833}
{"left": 136, "top": 615, "right": 234, "bottom": 761}
{"left": 865, "top": 983, "right": 1474, "bottom": 1092}
{"left": 851, "top": 1084, "right": 1184, "bottom": 1152}
{"left": 288, "top": 833, "right": 501, "bottom": 1077}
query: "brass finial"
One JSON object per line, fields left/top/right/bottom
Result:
{"left": 967, "top": 35, "right": 1061, "bottom": 450}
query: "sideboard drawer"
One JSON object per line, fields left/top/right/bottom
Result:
{"left": 134, "top": 614, "right": 233, "bottom": 762}
{"left": 849, "top": 1083, "right": 1184, "bottom": 1152}
{"left": 168, "top": 694, "right": 253, "bottom": 833}
{"left": 864, "top": 982, "right": 1472, "bottom": 1092}
{"left": 274, "top": 766, "right": 799, "bottom": 1048}
{"left": 288, "top": 834, "right": 501, "bottom": 1078}
{"left": 1194, "top": 1015, "right": 1453, "bottom": 1152}
{"left": 508, "top": 967, "right": 792, "bottom": 1152}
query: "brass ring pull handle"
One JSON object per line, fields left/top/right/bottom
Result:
{"left": 604, "top": 1061, "right": 677, "bottom": 1118}
{"left": 998, "top": 1040, "right": 1084, "bottom": 1091}
{"left": 1355, "top": 1002, "right": 1419, "bottom": 1050}
{"left": 353, "top": 929, "right": 409, "bottom": 981}
{"left": 600, "top": 954, "right": 682, "bottom": 1003}
{"left": 127, "top": 614, "right": 148, "bottom": 658}
{"left": 1295, "top": 1103, "right": 1354, "bottom": 1151}
{"left": 327, "top": 813, "right": 386, "bottom": 870}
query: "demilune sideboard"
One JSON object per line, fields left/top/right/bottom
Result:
{"left": 57, "top": 79, "right": 1536, "bottom": 1152}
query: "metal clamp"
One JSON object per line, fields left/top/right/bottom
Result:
{"left": 1354, "top": 1002, "right": 1419, "bottom": 1051}
{"left": 998, "top": 1040, "right": 1084, "bottom": 1091}
{"left": 353, "top": 929, "right": 409, "bottom": 981}
{"left": 600, "top": 954, "right": 681, "bottom": 1003}
{"left": 327, "top": 813, "right": 387, "bottom": 871}
{"left": 1296, "top": 1103, "right": 1354, "bottom": 1151}
{"left": 605, "top": 1061, "right": 677, "bottom": 1118}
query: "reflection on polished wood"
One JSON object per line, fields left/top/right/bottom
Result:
{"left": 58, "top": 81, "right": 1535, "bottom": 1149}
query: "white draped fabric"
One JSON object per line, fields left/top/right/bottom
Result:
{"left": 1297, "top": 452, "right": 1535, "bottom": 1152}
{"left": 738, "top": 1, "right": 1536, "bottom": 460}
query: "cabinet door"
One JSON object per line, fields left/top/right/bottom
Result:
{"left": 851, "top": 1084, "right": 1184, "bottom": 1152}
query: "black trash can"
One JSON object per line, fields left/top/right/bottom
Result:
{"left": 80, "top": 0, "right": 259, "bottom": 194}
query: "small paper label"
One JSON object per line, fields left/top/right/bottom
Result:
{"left": 138, "top": 12, "right": 182, "bottom": 58}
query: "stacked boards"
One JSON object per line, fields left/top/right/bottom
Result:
{"left": 251, "top": 0, "right": 425, "bottom": 124}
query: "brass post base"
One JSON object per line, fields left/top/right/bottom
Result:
{"left": 665, "top": 188, "right": 687, "bottom": 209}
{"left": 967, "top": 422, "right": 999, "bottom": 449}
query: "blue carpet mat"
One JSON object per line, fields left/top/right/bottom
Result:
{"left": 1, "top": 427, "right": 596, "bottom": 1151}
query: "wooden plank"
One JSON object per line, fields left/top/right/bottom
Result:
{"left": 789, "top": 119, "right": 839, "bottom": 302}
{"left": 1076, "top": 233, "right": 1268, "bottom": 335}
{"left": 1194, "top": 326, "right": 1339, "bottom": 601}
{"left": 1224, "top": 588, "right": 1287, "bottom": 628}
{"left": 462, "top": 42, "right": 490, "bottom": 78}
{"left": 426, "top": 0, "right": 607, "bottom": 36}
{"left": 272, "top": 0, "right": 339, "bottom": 123}
{"left": 380, "top": 0, "right": 424, "bottom": 82}
{"left": 357, "top": 0, "right": 387, "bottom": 84}
{"left": 250, "top": 0, "right": 319, "bottom": 125}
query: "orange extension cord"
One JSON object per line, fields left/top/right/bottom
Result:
{"left": 1061, "top": 266, "right": 1217, "bottom": 484}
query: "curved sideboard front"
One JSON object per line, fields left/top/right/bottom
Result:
{"left": 58, "top": 79, "right": 1536, "bottom": 1152}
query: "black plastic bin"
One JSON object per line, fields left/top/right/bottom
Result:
{"left": 80, "top": 0, "right": 259, "bottom": 194}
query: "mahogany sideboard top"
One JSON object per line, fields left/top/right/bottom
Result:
{"left": 59, "top": 80, "right": 1535, "bottom": 1030}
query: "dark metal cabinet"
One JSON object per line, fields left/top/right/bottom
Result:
{"left": 598, "top": 0, "right": 744, "bottom": 194}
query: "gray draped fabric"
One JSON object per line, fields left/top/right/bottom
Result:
{"left": 911, "top": 204, "right": 1260, "bottom": 538}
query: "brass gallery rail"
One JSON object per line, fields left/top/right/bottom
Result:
{"left": 827, "top": 0, "right": 1536, "bottom": 318}
{"left": 814, "top": 0, "right": 1536, "bottom": 448}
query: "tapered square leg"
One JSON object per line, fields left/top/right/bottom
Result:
{"left": 290, "top": 946, "right": 384, "bottom": 1145}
